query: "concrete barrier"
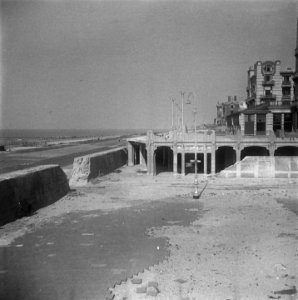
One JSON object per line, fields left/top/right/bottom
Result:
{"left": 0, "top": 165, "right": 70, "bottom": 226}
{"left": 219, "top": 156, "right": 298, "bottom": 178}
{"left": 69, "top": 146, "right": 128, "bottom": 186}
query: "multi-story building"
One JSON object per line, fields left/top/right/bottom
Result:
{"left": 215, "top": 96, "right": 240, "bottom": 126}
{"left": 226, "top": 60, "right": 297, "bottom": 136}
{"left": 293, "top": 19, "right": 298, "bottom": 100}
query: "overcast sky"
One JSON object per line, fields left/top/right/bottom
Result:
{"left": 1, "top": 0, "right": 297, "bottom": 130}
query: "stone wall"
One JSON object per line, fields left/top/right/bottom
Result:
{"left": 0, "top": 165, "right": 70, "bottom": 226}
{"left": 69, "top": 146, "right": 128, "bottom": 186}
{"left": 219, "top": 156, "right": 298, "bottom": 178}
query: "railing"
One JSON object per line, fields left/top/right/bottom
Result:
{"left": 282, "top": 80, "right": 291, "bottom": 86}
{"left": 262, "top": 80, "right": 274, "bottom": 85}
{"left": 260, "top": 94, "right": 276, "bottom": 100}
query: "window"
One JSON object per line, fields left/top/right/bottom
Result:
{"left": 263, "top": 64, "right": 273, "bottom": 73}
{"left": 265, "top": 75, "right": 271, "bottom": 82}
{"left": 265, "top": 89, "right": 272, "bottom": 96}
{"left": 282, "top": 87, "right": 290, "bottom": 96}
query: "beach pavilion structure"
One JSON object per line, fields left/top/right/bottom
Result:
{"left": 127, "top": 128, "right": 298, "bottom": 176}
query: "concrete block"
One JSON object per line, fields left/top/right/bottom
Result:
{"left": 69, "top": 147, "right": 128, "bottom": 186}
{"left": 131, "top": 278, "right": 142, "bottom": 284}
{"left": 0, "top": 165, "right": 70, "bottom": 226}
{"left": 146, "top": 286, "right": 158, "bottom": 296}
{"left": 136, "top": 286, "right": 147, "bottom": 294}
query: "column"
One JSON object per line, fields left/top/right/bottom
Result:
{"left": 211, "top": 131, "right": 216, "bottom": 174}
{"left": 128, "top": 142, "right": 134, "bottom": 166}
{"left": 181, "top": 150, "right": 185, "bottom": 176}
{"left": 236, "top": 148, "right": 241, "bottom": 162}
{"left": 269, "top": 146, "right": 275, "bottom": 157}
{"left": 203, "top": 147, "right": 207, "bottom": 175}
{"left": 146, "top": 145, "right": 154, "bottom": 175}
{"left": 153, "top": 152, "right": 157, "bottom": 176}
{"left": 139, "top": 144, "right": 145, "bottom": 166}
{"left": 211, "top": 149, "right": 216, "bottom": 175}
{"left": 173, "top": 147, "right": 178, "bottom": 176}
{"left": 253, "top": 114, "right": 257, "bottom": 136}
{"left": 281, "top": 113, "right": 284, "bottom": 131}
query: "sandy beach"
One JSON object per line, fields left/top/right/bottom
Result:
{"left": 0, "top": 164, "right": 297, "bottom": 299}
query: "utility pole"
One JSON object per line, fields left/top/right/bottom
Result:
{"left": 193, "top": 94, "right": 200, "bottom": 199}
{"left": 181, "top": 92, "right": 185, "bottom": 133}
{"left": 171, "top": 98, "right": 175, "bottom": 130}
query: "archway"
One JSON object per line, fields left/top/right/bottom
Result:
{"left": 275, "top": 146, "right": 298, "bottom": 156}
{"left": 241, "top": 146, "right": 269, "bottom": 160}
{"left": 216, "top": 146, "right": 236, "bottom": 172}
{"left": 154, "top": 146, "right": 173, "bottom": 174}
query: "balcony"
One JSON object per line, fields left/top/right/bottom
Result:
{"left": 282, "top": 80, "right": 291, "bottom": 87}
{"left": 260, "top": 94, "right": 276, "bottom": 104}
{"left": 262, "top": 80, "right": 275, "bottom": 86}
{"left": 281, "top": 95, "right": 291, "bottom": 101}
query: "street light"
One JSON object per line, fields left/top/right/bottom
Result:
{"left": 193, "top": 108, "right": 200, "bottom": 199}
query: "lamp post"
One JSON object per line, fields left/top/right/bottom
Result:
{"left": 193, "top": 108, "right": 200, "bottom": 199}
{"left": 171, "top": 98, "right": 175, "bottom": 130}
{"left": 181, "top": 92, "right": 185, "bottom": 133}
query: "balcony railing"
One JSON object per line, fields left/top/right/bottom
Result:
{"left": 260, "top": 94, "right": 276, "bottom": 100}
{"left": 262, "top": 80, "right": 275, "bottom": 86}
{"left": 282, "top": 80, "right": 291, "bottom": 86}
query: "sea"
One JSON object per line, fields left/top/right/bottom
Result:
{"left": 0, "top": 128, "right": 149, "bottom": 147}
{"left": 0, "top": 129, "right": 147, "bottom": 139}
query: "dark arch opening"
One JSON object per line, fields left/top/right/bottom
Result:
{"left": 216, "top": 146, "right": 236, "bottom": 172}
{"left": 275, "top": 146, "right": 298, "bottom": 156}
{"left": 154, "top": 146, "right": 173, "bottom": 175}
{"left": 241, "top": 146, "right": 269, "bottom": 160}
{"left": 184, "top": 153, "right": 205, "bottom": 175}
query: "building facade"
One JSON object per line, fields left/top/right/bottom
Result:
{"left": 215, "top": 96, "right": 240, "bottom": 126}
{"left": 227, "top": 60, "right": 297, "bottom": 136}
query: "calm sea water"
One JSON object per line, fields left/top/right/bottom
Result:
{"left": 0, "top": 129, "right": 147, "bottom": 139}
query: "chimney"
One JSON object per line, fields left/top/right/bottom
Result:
{"left": 234, "top": 96, "right": 237, "bottom": 102}
{"left": 228, "top": 96, "right": 232, "bottom": 102}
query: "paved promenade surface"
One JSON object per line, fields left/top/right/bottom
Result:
{"left": 0, "top": 165, "right": 297, "bottom": 300}
{"left": 0, "top": 137, "right": 125, "bottom": 174}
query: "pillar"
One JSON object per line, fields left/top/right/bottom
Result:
{"left": 281, "top": 113, "right": 284, "bottom": 130}
{"left": 211, "top": 131, "right": 216, "bottom": 174}
{"left": 269, "top": 145, "right": 275, "bottom": 157}
{"left": 236, "top": 148, "right": 241, "bottom": 162}
{"left": 139, "top": 144, "right": 145, "bottom": 166}
{"left": 181, "top": 150, "right": 185, "bottom": 176}
{"left": 128, "top": 142, "right": 134, "bottom": 166}
{"left": 146, "top": 145, "right": 154, "bottom": 175}
{"left": 203, "top": 148, "right": 207, "bottom": 175}
{"left": 253, "top": 114, "right": 257, "bottom": 136}
{"left": 173, "top": 147, "right": 178, "bottom": 176}
{"left": 153, "top": 152, "right": 157, "bottom": 176}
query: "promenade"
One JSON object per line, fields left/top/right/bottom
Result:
{"left": 0, "top": 137, "right": 125, "bottom": 175}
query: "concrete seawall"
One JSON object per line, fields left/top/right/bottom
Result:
{"left": 0, "top": 165, "right": 70, "bottom": 226}
{"left": 219, "top": 156, "right": 298, "bottom": 178}
{"left": 69, "top": 146, "right": 128, "bottom": 186}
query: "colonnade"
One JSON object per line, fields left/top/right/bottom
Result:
{"left": 127, "top": 130, "right": 297, "bottom": 176}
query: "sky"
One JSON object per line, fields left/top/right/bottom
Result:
{"left": 0, "top": 0, "right": 297, "bottom": 131}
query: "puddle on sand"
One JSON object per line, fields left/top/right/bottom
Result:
{"left": 276, "top": 198, "right": 298, "bottom": 216}
{"left": 0, "top": 198, "right": 203, "bottom": 300}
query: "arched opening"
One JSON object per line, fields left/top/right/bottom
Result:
{"left": 275, "top": 146, "right": 298, "bottom": 156}
{"left": 185, "top": 153, "right": 205, "bottom": 175}
{"left": 154, "top": 146, "right": 173, "bottom": 174}
{"left": 241, "top": 146, "right": 269, "bottom": 160}
{"left": 216, "top": 146, "right": 236, "bottom": 172}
